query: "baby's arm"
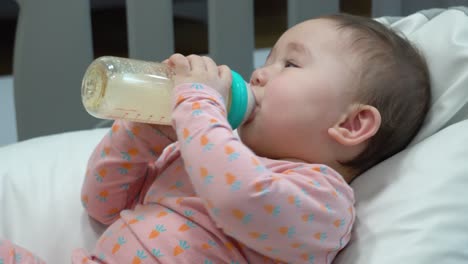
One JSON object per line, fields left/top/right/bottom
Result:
{"left": 173, "top": 84, "right": 355, "bottom": 263}
{"left": 82, "top": 120, "right": 174, "bottom": 225}
{"left": 0, "top": 239, "right": 46, "bottom": 264}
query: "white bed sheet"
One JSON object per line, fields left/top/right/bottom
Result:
{"left": 0, "top": 129, "right": 108, "bottom": 262}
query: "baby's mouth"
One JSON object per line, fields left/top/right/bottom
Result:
{"left": 245, "top": 104, "right": 258, "bottom": 124}
{"left": 244, "top": 87, "right": 259, "bottom": 124}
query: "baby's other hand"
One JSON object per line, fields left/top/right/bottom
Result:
{"left": 167, "top": 54, "right": 231, "bottom": 101}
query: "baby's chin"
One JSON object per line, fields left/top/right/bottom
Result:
{"left": 236, "top": 126, "right": 265, "bottom": 156}
{"left": 237, "top": 126, "right": 297, "bottom": 160}
{"left": 236, "top": 125, "right": 252, "bottom": 146}
{"left": 236, "top": 126, "right": 246, "bottom": 142}
{"left": 236, "top": 123, "right": 254, "bottom": 142}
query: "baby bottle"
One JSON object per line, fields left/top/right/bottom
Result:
{"left": 81, "top": 56, "right": 255, "bottom": 129}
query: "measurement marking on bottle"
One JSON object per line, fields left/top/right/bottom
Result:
{"left": 115, "top": 108, "right": 138, "bottom": 112}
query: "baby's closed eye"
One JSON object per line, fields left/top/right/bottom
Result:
{"left": 285, "top": 60, "right": 300, "bottom": 68}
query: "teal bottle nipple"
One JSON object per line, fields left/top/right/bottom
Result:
{"left": 228, "top": 70, "right": 252, "bottom": 129}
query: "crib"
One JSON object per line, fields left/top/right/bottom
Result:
{"left": 12, "top": 0, "right": 468, "bottom": 141}
{"left": 12, "top": 0, "right": 343, "bottom": 140}
{"left": 2, "top": 1, "right": 468, "bottom": 263}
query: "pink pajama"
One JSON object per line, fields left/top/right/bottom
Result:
{"left": 2, "top": 83, "right": 355, "bottom": 263}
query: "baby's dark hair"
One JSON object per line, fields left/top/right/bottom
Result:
{"left": 321, "top": 13, "right": 431, "bottom": 174}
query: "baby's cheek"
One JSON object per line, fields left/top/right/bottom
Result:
{"left": 260, "top": 111, "right": 292, "bottom": 140}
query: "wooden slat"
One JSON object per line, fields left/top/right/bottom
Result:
{"left": 207, "top": 0, "right": 254, "bottom": 80}
{"left": 13, "top": 0, "right": 95, "bottom": 140}
{"left": 288, "top": 0, "right": 339, "bottom": 27}
{"left": 372, "top": 0, "right": 402, "bottom": 17}
{"left": 126, "top": 0, "right": 174, "bottom": 61}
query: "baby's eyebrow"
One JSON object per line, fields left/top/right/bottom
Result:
{"left": 287, "top": 42, "right": 311, "bottom": 57}
{"left": 265, "top": 42, "right": 310, "bottom": 63}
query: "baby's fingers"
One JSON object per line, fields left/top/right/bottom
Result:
{"left": 187, "top": 54, "right": 206, "bottom": 74}
{"left": 168, "top": 53, "right": 190, "bottom": 76}
{"left": 202, "top": 56, "right": 218, "bottom": 79}
{"left": 218, "top": 65, "right": 232, "bottom": 85}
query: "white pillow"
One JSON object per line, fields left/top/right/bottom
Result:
{"left": 0, "top": 129, "right": 107, "bottom": 263}
{"left": 335, "top": 120, "right": 468, "bottom": 263}
{"left": 380, "top": 7, "right": 468, "bottom": 144}
{"left": 334, "top": 7, "right": 468, "bottom": 264}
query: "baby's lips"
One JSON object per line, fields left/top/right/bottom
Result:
{"left": 245, "top": 103, "right": 258, "bottom": 124}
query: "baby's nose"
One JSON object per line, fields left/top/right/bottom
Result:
{"left": 250, "top": 68, "right": 267, "bottom": 87}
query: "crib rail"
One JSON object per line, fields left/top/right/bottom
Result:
{"left": 13, "top": 0, "right": 339, "bottom": 140}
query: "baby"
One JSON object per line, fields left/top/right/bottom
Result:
{"left": 1, "top": 13, "right": 430, "bottom": 264}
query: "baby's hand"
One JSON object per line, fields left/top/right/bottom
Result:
{"left": 167, "top": 54, "right": 232, "bottom": 101}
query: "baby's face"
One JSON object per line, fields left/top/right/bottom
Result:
{"left": 238, "top": 18, "right": 358, "bottom": 163}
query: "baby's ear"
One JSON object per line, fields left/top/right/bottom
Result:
{"left": 328, "top": 104, "right": 381, "bottom": 146}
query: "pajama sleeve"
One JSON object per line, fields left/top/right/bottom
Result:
{"left": 82, "top": 120, "right": 174, "bottom": 225}
{"left": 172, "top": 83, "right": 355, "bottom": 263}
